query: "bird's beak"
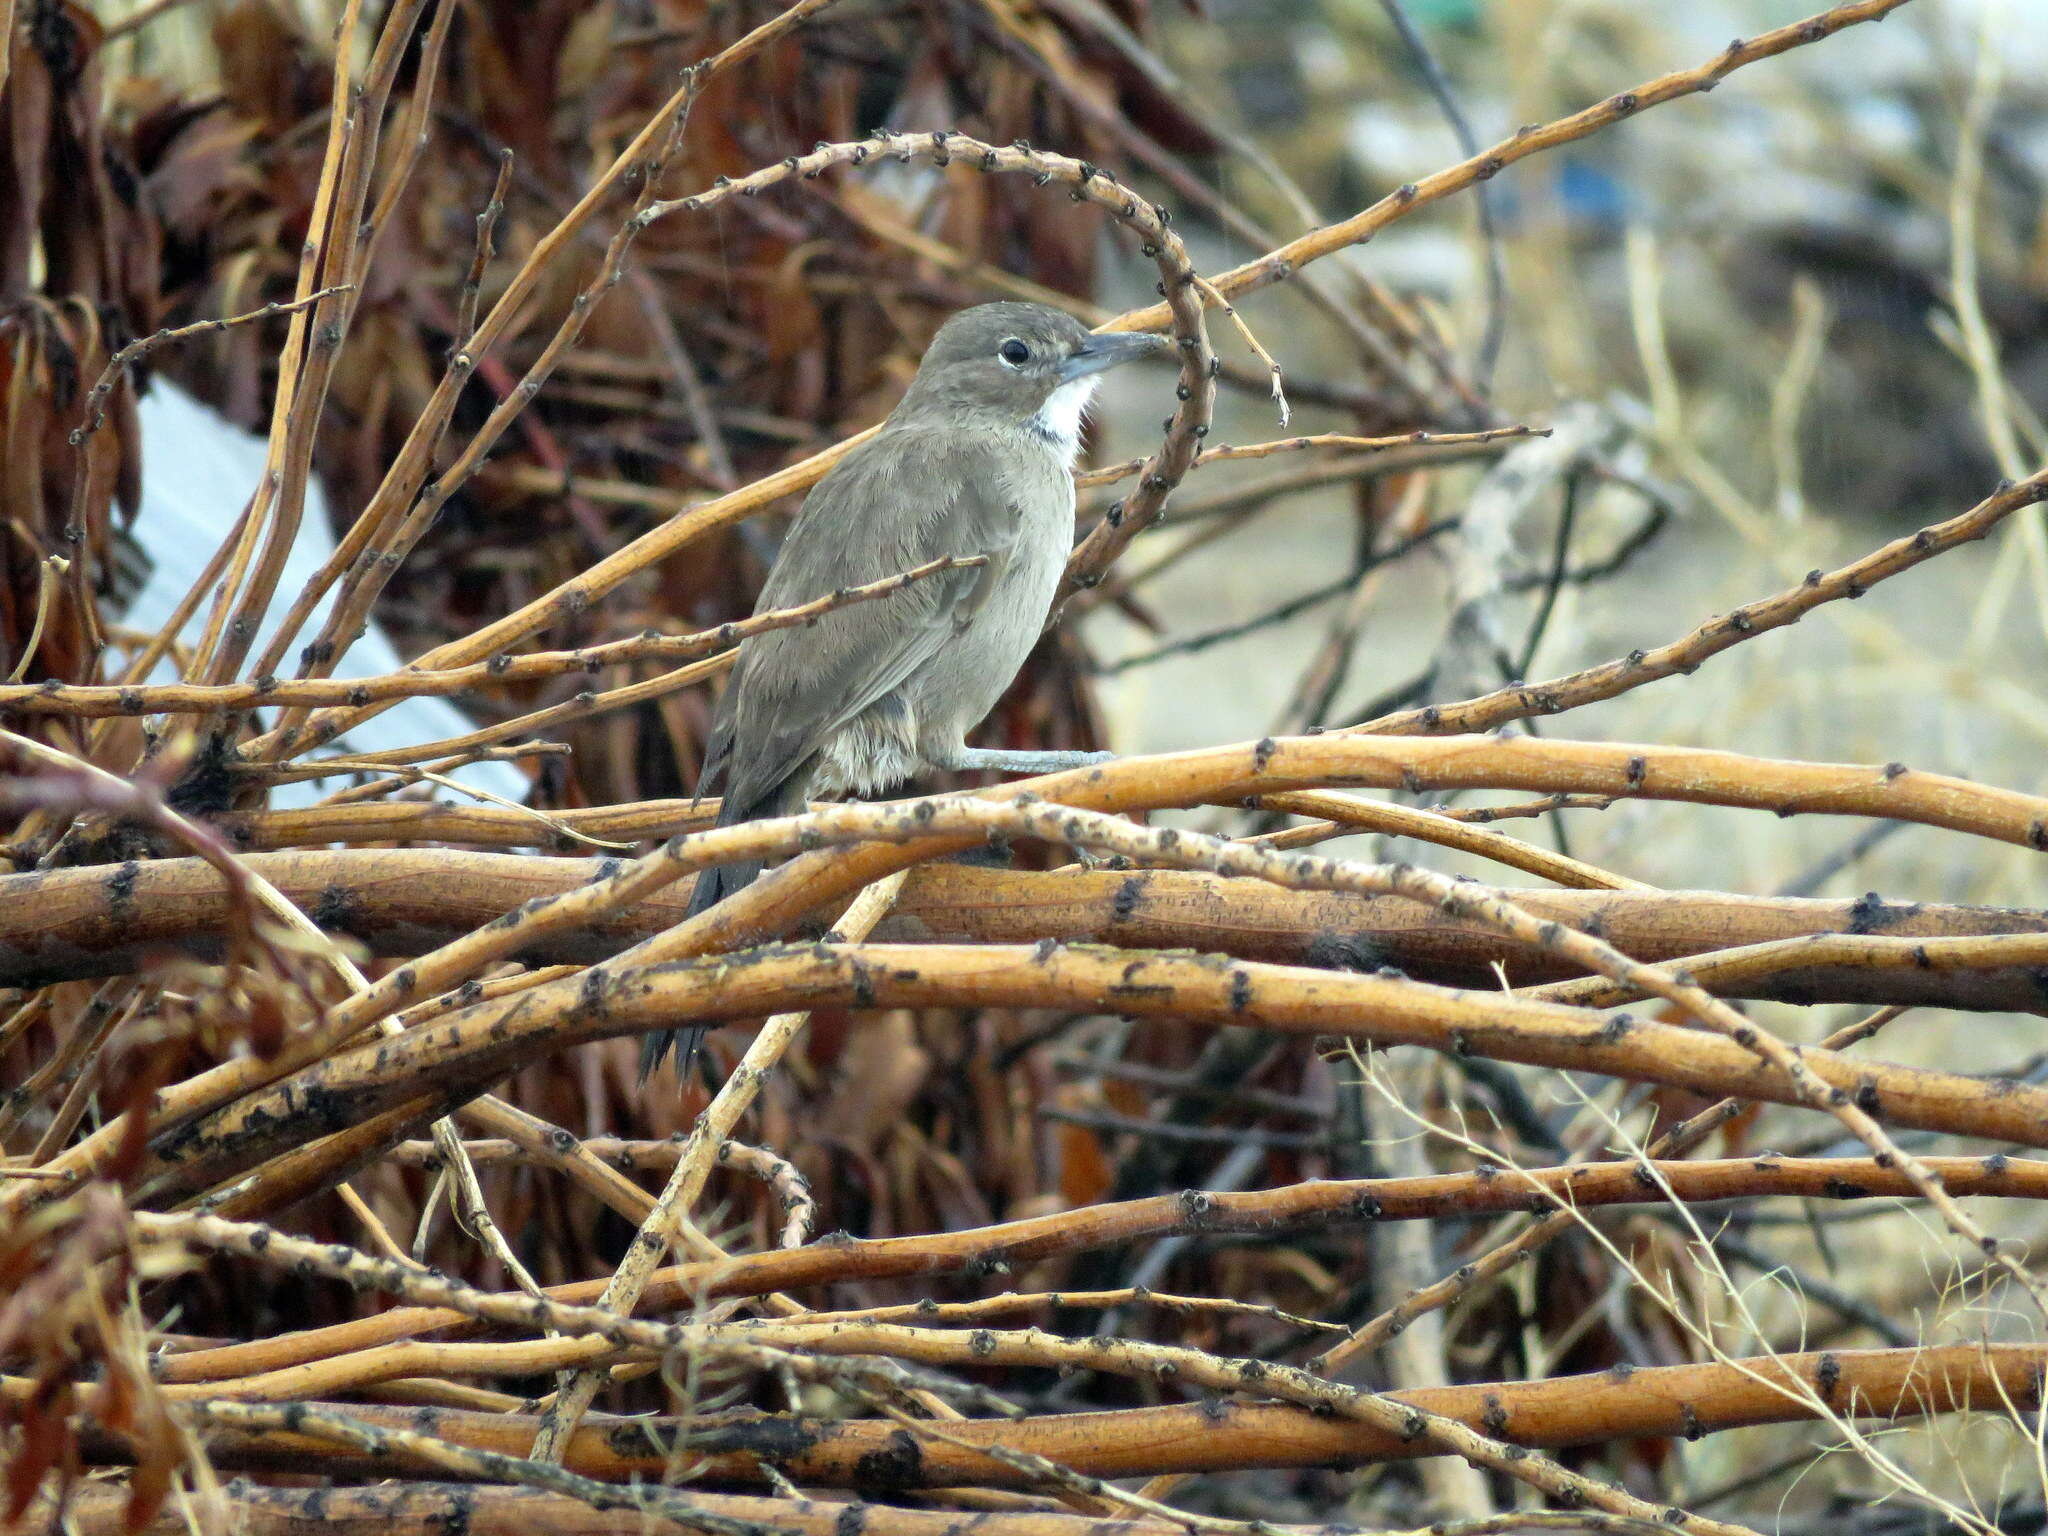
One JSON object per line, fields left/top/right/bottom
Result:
{"left": 1059, "top": 330, "right": 1172, "bottom": 382}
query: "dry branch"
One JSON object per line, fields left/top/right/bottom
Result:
{"left": 48, "top": 1485, "right": 1687, "bottom": 1536}
{"left": 0, "top": 555, "right": 985, "bottom": 718}
{"left": 22, "top": 729, "right": 2032, "bottom": 1214}
{"left": 6, "top": 851, "right": 2047, "bottom": 1010}
{"left": 1075, "top": 426, "right": 1547, "bottom": 488}
{"left": 6, "top": 0, "right": 2034, "bottom": 1524}
{"left": 115, "top": 940, "right": 2048, "bottom": 1214}
{"left": 208, "top": 798, "right": 716, "bottom": 854}
{"left": 142, "top": 1148, "right": 2041, "bottom": 1386}
{"left": 654, "top": 736, "right": 2048, "bottom": 980}
{"left": 57, "top": 1345, "right": 2044, "bottom": 1486}
{"left": 1360, "top": 460, "right": 2048, "bottom": 738}
{"left": 531, "top": 868, "right": 911, "bottom": 1458}
{"left": 45, "top": 1482, "right": 1298, "bottom": 1536}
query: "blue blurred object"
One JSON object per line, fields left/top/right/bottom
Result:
{"left": 1553, "top": 159, "right": 1632, "bottom": 228}
{"left": 1487, "top": 157, "right": 1633, "bottom": 234}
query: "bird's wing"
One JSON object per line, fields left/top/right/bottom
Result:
{"left": 710, "top": 427, "right": 1040, "bottom": 812}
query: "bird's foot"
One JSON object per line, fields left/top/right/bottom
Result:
{"left": 1069, "top": 845, "right": 1134, "bottom": 872}
{"left": 941, "top": 747, "right": 1114, "bottom": 776}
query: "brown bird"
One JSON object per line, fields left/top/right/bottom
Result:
{"left": 643, "top": 301, "right": 1168, "bottom": 1078}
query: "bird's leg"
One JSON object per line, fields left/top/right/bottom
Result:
{"left": 929, "top": 743, "right": 1123, "bottom": 866}
{"left": 934, "top": 745, "right": 1115, "bottom": 776}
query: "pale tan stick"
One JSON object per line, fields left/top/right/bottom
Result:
{"left": 527, "top": 869, "right": 911, "bottom": 1461}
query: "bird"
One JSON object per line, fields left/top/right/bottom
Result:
{"left": 641, "top": 301, "right": 1169, "bottom": 1079}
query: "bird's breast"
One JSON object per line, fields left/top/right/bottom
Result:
{"left": 903, "top": 453, "right": 1073, "bottom": 741}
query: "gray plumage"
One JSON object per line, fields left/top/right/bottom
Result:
{"left": 643, "top": 302, "right": 1167, "bottom": 1079}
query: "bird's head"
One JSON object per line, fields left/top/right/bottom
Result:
{"left": 894, "top": 301, "right": 1170, "bottom": 460}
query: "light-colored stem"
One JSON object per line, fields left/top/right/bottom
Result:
{"left": 526, "top": 868, "right": 910, "bottom": 1462}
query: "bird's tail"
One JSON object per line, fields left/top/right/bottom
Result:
{"left": 637, "top": 771, "right": 806, "bottom": 1083}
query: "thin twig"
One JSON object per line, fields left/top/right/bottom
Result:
{"left": 5, "top": 557, "right": 68, "bottom": 684}
{"left": 454, "top": 150, "right": 512, "bottom": 352}
{"left": 68, "top": 288, "right": 353, "bottom": 445}
{"left": 1376, "top": 0, "right": 1507, "bottom": 385}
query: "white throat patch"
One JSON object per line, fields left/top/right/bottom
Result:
{"left": 1028, "top": 374, "right": 1100, "bottom": 464}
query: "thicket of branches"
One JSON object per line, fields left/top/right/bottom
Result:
{"left": 3, "top": 1, "right": 2047, "bottom": 1534}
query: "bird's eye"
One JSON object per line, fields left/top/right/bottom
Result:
{"left": 997, "top": 338, "right": 1031, "bottom": 367}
